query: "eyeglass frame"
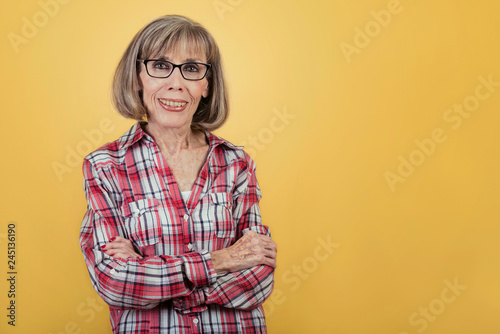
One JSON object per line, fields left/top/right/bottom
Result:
{"left": 137, "top": 59, "right": 211, "bottom": 81}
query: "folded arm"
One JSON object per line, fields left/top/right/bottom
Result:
{"left": 171, "top": 155, "right": 277, "bottom": 312}
{"left": 79, "top": 159, "right": 217, "bottom": 309}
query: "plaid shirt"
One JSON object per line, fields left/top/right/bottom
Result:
{"left": 79, "top": 122, "right": 274, "bottom": 334}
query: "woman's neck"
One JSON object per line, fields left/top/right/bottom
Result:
{"left": 144, "top": 122, "right": 206, "bottom": 155}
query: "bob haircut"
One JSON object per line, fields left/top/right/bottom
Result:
{"left": 112, "top": 15, "right": 229, "bottom": 131}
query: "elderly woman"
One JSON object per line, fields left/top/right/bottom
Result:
{"left": 79, "top": 15, "right": 277, "bottom": 334}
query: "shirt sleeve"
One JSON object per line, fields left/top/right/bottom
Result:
{"left": 79, "top": 158, "right": 217, "bottom": 309}
{"left": 172, "top": 153, "right": 275, "bottom": 312}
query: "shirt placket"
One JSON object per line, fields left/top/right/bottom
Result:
{"left": 149, "top": 142, "right": 191, "bottom": 249}
{"left": 148, "top": 139, "right": 219, "bottom": 251}
{"left": 189, "top": 314, "right": 202, "bottom": 334}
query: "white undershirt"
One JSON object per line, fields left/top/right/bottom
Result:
{"left": 181, "top": 190, "right": 191, "bottom": 202}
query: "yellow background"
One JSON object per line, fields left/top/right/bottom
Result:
{"left": 1, "top": 0, "right": 500, "bottom": 333}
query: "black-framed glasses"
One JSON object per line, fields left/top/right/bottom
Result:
{"left": 137, "top": 59, "right": 211, "bottom": 81}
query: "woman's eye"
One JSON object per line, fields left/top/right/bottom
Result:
{"left": 153, "top": 61, "right": 171, "bottom": 70}
{"left": 183, "top": 64, "right": 200, "bottom": 72}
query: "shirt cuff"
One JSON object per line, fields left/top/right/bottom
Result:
{"left": 172, "top": 289, "right": 207, "bottom": 314}
{"left": 181, "top": 250, "right": 217, "bottom": 288}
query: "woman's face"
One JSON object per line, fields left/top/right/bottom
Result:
{"left": 139, "top": 50, "right": 209, "bottom": 131}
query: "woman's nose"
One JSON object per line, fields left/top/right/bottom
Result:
{"left": 167, "top": 67, "right": 184, "bottom": 90}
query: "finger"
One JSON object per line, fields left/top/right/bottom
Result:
{"left": 265, "top": 259, "right": 277, "bottom": 269}
{"left": 110, "top": 235, "right": 125, "bottom": 243}
{"left": 102, "top": 242, "right": 139, "bottom": 255}
{"left": 257, "top": 253, "right": 277, "bottom": 268}
{"left": 102, "top": 246, "right": 126, "bottom": 255}
{"left": 265, "top": 249, "right": 277, "bottom": 260}
{"left": 116, "top": 237, "right": 135, "bottom": 248}
{"left": 246, "top": 253, "right": 277, "bottom": 269}
{"left": 249, "top": 244, "right": 276, "bottom": 262}
{"left": 104, "top": 248, "right": 141, "bottom": 259}
{"left": 245, "top": 233, "right": 275, "bottom": 250}
{"left": 102, "top": 243, "right": 122, "bottom": 251}
{"left": 262, "top": 240, "right": 277, "bottom": 252}
{"left": 240, "top": 230, "right": 265, "bottom": 244}
{"left": 102, "top": 238, "right": 132, "bottom": 250}
{"left": 252, "top": 235, "right": 273, "bottom": 246}
{"left": 259, "top": 244, "right": 276, "bottom": 257}
{"left": 232, "top": 245, "right": 271, "bottom": 265}
{"left": 123, "top": 239, "right": 136, "bottom": 249}
{"left": 103, "top": 241, "right": 142, "bottom": 258}
{"left": 110, "top": 251, "right": 129, "bottom": 260}
{"left": 102, "top": 248, "right": 118, "bottom": 257}
{"left": 232, "top": 240, "right": 270, "bottom": 258}
{"left": 106, "top": 236, "right": 130, "bottom": 247}
{"left": 106, "top": 237, "right": 141, "bottom": 253}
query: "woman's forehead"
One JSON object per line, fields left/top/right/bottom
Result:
{"left": 156, "top": 51, "right": 206, "bottom": 62}
{"left": 150, "top": 39, "right": 207, "bottom": 62}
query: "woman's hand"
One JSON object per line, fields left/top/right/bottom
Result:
{"left": 210, "top": 230, "right": 277, "bottom": 274}
{"left": 101, "top": 236, "right": 142, "bottom": 260}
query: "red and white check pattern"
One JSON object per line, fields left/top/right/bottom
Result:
{"left": 79, "top": 122, "right": 274, "bottom": 333}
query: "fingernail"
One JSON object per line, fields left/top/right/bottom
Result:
{"left": 110, "top": 237, "right": 116, "bottom": 242}
{"left": 101, "top": 245, "right": 106, "bottom": 249}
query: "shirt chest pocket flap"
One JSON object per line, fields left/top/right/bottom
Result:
{"left": 121, "top": 198, "right": 163, "bottom": 248}
{"left": 208, "top": 192, "right": 235, "bottom": 239}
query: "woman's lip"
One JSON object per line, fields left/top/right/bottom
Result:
{"left": 160, "top": 98, "right": 187, "bottom": 103}
{"left": 158, "top": 98, "right": 188, "bottom": 112}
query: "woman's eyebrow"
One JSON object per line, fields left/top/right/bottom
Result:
{"left": 184, "top": 57, "right": 204, "bottom": 62}
{"left": 157, "top": 56, "right": 205, "bottom": 62}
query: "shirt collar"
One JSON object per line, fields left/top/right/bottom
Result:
{"left": 116, "top": 122, "right": 148, "bottom": 150}
{"left": 203, "top": 130, "right": 243, "bottom": 150}
{"left": 117, "top": 122, "right": 243, "bottom": 151}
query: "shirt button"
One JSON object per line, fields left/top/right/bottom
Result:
{"left": 110, "top": 269, "right": 117, "bottom": 275}
{"left": 134, "top": 209, "right": 140, "bottom": 216}
{"left": 193, "top": 318, "right": 199, "bottom": 324}
{"left": 183, "top": 214, "right": 190, "bottom": 220}
{"left": 187, "top": 243, "right": 193, "bottom": 250}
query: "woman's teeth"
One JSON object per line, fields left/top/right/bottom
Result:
{"left": 159, "top": 99, "right": 187, "bottom": 107}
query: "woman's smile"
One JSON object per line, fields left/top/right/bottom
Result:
{"left": 158, "top": 98, "right": 188, "bottom": 112}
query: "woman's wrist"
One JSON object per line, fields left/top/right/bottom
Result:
{"left": 210, "top": 249, "right": 228, "bottom": 274}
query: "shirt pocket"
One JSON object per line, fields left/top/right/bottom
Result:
{"left": 208, "top": 192, "right": 235, "bottom": 239}
{"left": 121, "top": 198, "right": 163, "bottom": 256}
